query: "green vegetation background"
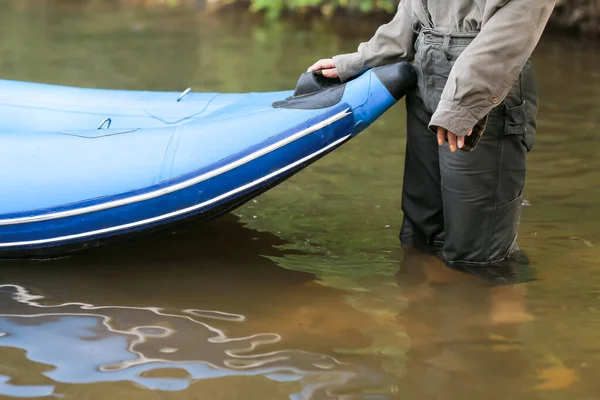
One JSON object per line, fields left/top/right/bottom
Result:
{"left": 244, "top": 0, "right": 599, "bottom": 35}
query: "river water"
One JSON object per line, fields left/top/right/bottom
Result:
{"left": 0, "top": 2, "right": 599, "bottom": 399}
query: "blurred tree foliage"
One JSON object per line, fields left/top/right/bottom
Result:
{"left": 249, "top": 0, "right": 397, "bottom": 19}
{"left": 246, "top": 0, "right": 600, "bottom": 35}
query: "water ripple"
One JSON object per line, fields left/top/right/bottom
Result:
{"left": 0, "top": 284, "right": 395, "bottom": 399}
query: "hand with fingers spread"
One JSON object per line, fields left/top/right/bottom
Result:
{"left": 436, "top": 127, "right": 473, "bottom": 152}
{"left": 307, "top": 58, "right": 340, "bottom": 79}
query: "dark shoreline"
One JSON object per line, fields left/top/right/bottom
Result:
{"left": 211, "top": 1, "right": 599, "bottom": 39}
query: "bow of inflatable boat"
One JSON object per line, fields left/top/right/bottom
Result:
{"left": 274, "top": 61, "right": 417, "bottom": 135}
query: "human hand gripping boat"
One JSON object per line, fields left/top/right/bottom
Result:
{"left": 0, "top": 61, "right": 417, "bottom": 258}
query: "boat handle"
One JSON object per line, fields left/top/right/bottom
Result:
{"left": 97, "top": 118, "right": 112, "bottom": 130}
{"left": 177, "top": 87, "right": 192, "bottom": 102}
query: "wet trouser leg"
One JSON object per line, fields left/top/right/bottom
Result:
{"left": 399, "top": 88, "right": 445, "bottom": 255}
{"left": 438, "top": 101, "right": 529, "bottom": 267}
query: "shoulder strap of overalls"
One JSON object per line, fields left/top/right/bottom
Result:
{"left": 419, "top": 0, "right": 434, "bottom": 29}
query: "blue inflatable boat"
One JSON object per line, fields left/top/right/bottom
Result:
{"left": 0, "top": 61, "right": 417, "bottom": 258}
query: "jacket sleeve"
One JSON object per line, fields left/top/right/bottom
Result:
{"left": 429, "top": 0, "right": 556, "bottom": 136}
{"left": 332, "top": 1, "right": 416, "bottom": 83}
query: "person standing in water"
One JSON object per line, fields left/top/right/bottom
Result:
{"left": 308, "top": 0, "right": 556, "bottom": 270}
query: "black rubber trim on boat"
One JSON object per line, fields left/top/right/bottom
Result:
{"left": 372, "top": 61, "right": 418, "bottom": 101}
{"left": 272, "top": 61, "right": 417, "bottom": 110}
{"left": 272, "top": 72, "right": 347, "bottom": 110}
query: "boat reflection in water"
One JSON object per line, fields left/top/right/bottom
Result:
{"left": 0, "top": 216, "right": 397, "bottom": 399}
{"left": 0, "top": 284, "right": 394, "bottom": 399}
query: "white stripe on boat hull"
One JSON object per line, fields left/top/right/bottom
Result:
{"left": 0, "top": 108, "right": 351, "bottom": 226}
{"left": 0, "top": 135, "right": 351, "bottom": 248}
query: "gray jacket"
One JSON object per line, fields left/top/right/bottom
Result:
{"left": 333, "top": 0, "right": 556, "bottom": 136}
